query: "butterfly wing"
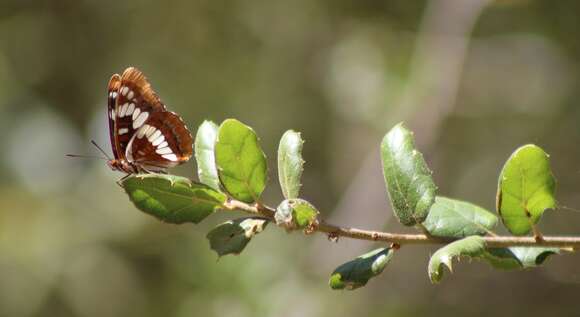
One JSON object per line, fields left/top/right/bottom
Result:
{"left": 125, "top": 111, "right": 193, "bottom": 170}
{"left": 107, "top": 74, "right": 122, "bottom": 159}
{"left": 109, "top": 67, "right": 168, "bottom": 159}
{"left": 107, "top": 67, "right": 192, "bottom": 172}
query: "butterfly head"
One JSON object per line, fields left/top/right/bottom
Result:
{"left": 107, "top": 159, "right": 139, "bottom": 174}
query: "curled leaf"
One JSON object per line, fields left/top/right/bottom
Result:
{"left": 215, "top": 119, "right": 268, "bottom": 203}
{"left": 496, "top": 144, "right": 556, "bottom": 236}
{"left": 275, "top": 198, "right": 319, "bottom": 230}
{"left": 329, "top": 248, "right": 394, "bottom": 290}
{"left": 381, "top": 123, "right": 436, "bottom": 226}
{"left": 277, "top": 130, "right": 305, "bottom": 199}
{"left": 122, "top": 174, "right": 226, "bottom": 224}
{"left": 428, "top": 236, "right": 486, "bottom": 283}
{"left": 206, "top": 217, "right": 268, "bottom": 257}
{"left": 195, "top": 120, "right": 221, "bottom": 191}
{"left": 483, "top": 247, "right": 560, "bottom": 270}
{"left": 423, "top": 197, "right": 498, "bottom": 238}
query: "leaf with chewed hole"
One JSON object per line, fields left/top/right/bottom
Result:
{"left": 329, "top": 248, "right": 394, "bottom": 290}
{"left": 496, "top": 144, "right": 556, "bottom": 236}
{"left": 422, "top": 197, "right": 498, "bottom": 238}
{"left": 428, "top": 236, "right": 486, "bottom": 283}
{"left": 122, "top": 174, "right": 226, "bottom": 224}
{"left": 381, "top": 123, "right": 436, "bottom": 226}
{"left": 195, "top": 120, "right": 221, "bottom": 191}
{"left": 483, "top": 247, "right": 560, "bottom": 270}
{"left": 215, "top": 119, "right": 268, "bottom": 203}
{"left": 275, "top": 198, "right": 319, "bottom": 230}
{"left": 278, "top": 130, "right": 305, "bottom": 199}
{"left": 206, "top": 217, "right": 268, "bottom": 257}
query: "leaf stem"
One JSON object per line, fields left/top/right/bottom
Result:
{"left": 228, "top": 199, "right": 580, "bottom": 249}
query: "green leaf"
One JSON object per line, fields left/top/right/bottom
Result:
{"left": 122, "top": 174, "right": 226, "bottom": 224}
{"left": 206, "top": 217, "right": 268, "bottom": 257}
{"left": 496, "top": 144, "right": 556, "bottom": 236}
{"left": 428, "top": 236, "right": 486, "bottom": 283}
{"left": 195, "top": 120, "right": 221, "bottom": 191}
{"left": 422, "top": 197, "right": 498, "bottom": 238}
{"left": 277, "top": 130, "right": 305, "bottom": 199}
{"left": 329, "top": 248, "right": 394, "bottom": 290}
{"left": 483, "top": 247, "right": 560, "bottom": 270}
{"left": 381, "top": 123, "right": 436, "bottom": 226}
{"left": 215, "top": 119, "right": 268, "bottom": 203}
{"left": 275, "top": 198, "right": 319, "bottom": 230}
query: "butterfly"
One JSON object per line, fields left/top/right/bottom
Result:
{"left": 105, "top": 67, "right": 193, "bottom": 175}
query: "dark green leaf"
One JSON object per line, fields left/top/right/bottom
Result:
{"left": 122, "top": 174, "right": 226, "bottom": 224}
{"left": 275, "top": 198, "right": 319, "bottom": 230}
{"left": 215, "top": 119, "right": 268, "bottom": 203}
{"left": 277, "top": 130, "right": 305, "bottom": 199}
{"left": 428, "top": 236, "right": 486, "bottom": 283}
{"left": 195, "top": 120, "right": 221, "bottom": 191}
{"left": 496, "top": 144, "right": 556, "bottom": 236}
{"left": 483, "top": 247, "right": 560, "bottom": 270}
{"left": 329, "top": 248, "right": 394, "bottom": 290}
{"left": 423, "top": 197, "right": 498, "bottom": 238}
{"left": 206, "top": 217, "right": 268, "bottom": 257}
{"left": 381, "top": 123, "right": 436, "bottom": 226}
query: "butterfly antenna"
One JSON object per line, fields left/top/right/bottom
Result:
{"left": 65, "top": 154, "right": 108, "bottom": 160}
{"left": 91, "top": 140, "right": 112, "bottom": 160}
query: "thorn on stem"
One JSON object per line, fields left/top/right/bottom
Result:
{"left": 327, "top": 232, "right": 339, "bottom": 243}
{"left": 304, "top": 220, "right": 319, "bottom": 235}
{"left": 531, "top": 223, "right": 544, "bottom": 242}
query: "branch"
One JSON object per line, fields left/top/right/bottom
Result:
{"left": 225, "top": 199, "right": 580, "bottom": 249}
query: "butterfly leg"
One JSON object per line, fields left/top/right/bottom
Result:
{"left": 139, "top": 166, "right": 154, "bottom": 174}
{"left": 138, "top": 166, "right": 167, "bottom": 175}
{"left": 116, "top": 173, "right": 132, "bottom": 187}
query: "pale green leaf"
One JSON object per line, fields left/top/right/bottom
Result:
{"left": 423, "top": 197, "right": 498, "bottom": 238}
{"left": 206, "top": 217, "right": 268, "bottom": 257}
{"left": 329, "top": 248, "right": 394, "bottom": 290}
{"left": 277, "top": 130, "right": 305, "bottom": 199}
{"left": 496, "top": 144, "right": 556, "bottom": 235}
{"left": 381, "top": 123, "right": 436, "bottom": 226}
{"left": 195, "top": 120, "right": 221, "bottom": 191}
{"left": 122, "top": 174, "right": 226, "bottom": 224}
{"left": 428, "top": 236, "right": 486, "bottom": 283}
{"left": 483, "top": 247, "right": 560, "bottom": 270}
{"left": 215, "top": 119, "right": 268, "bottom": 203}
{"left": 275, "top": 198, "right": 319, "bottom": 230}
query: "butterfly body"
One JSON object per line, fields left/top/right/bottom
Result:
{"left": 106, "top": 67, "right": 192, "bottom": 175}
{"left": 106, "top": 159, "right": 139, "bottom": 174}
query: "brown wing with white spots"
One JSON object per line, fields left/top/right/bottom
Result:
{"left": 111, "top": 67, "right": 168, "bottom": 157}
{"left": 125, "top": 111, "right": 193, "bottom": 170}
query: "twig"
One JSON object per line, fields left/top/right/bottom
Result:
{"left": 225, "top": 199, "right": 580, "bottom": 249}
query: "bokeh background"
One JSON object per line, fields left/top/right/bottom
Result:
{"left": 1, "top": 0, "right": 580, "bottom": 316}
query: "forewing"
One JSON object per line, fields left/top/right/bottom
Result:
{"left": 126, "top": 111, "right": 193, "bottom": 170}
{"left": 113, "top": 67, "right": 168, "bottom": 156}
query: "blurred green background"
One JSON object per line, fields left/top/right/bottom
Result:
{"left": 1, "top": 0, "right": 580, "bottom": 316}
